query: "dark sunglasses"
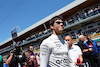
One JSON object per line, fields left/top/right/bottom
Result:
{"left": 56, "top": 22, "right": 64, "bottom": 25}
{"left": 66, "top": 40, "right": 70, "bottom": 41}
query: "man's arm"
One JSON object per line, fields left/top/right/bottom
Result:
{"left": 75, "top": 46, "right": 83, "bottom": 65}
{"left": 6, "top": 53, "right": 13, "bottom": 65}
{"left": 82, "top": 48, "right": 93, "bottom": 53}
{"left": 82, "top": 49, "right": 88, "bottom": 53}
{"left": 74, "top": 55, "right": 83, "bottom": 66}
{"left": 93, "top": 41, "right": 100, "bottom": 56}
{"left": 40, "top": 40, "right": 51, "bottom": 67}
{"left": 79, "top": 54, "right": 83, "bottom": 63}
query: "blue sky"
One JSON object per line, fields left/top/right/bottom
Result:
{"left": 0, "top": 0, "right": 74, "bottom": 43}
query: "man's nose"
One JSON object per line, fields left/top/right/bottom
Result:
{"left": 60, "top": 23, "right": 64, "bottom": 26}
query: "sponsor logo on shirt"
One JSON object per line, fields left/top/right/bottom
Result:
{"left": 53, "top": 52, "right": 68, "bottom": 56}
{"left": 56, "top": 59, "right": 69, "bottom": 65}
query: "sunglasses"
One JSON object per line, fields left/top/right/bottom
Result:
{"left": 56, "top": 22, "right": 64, "bottom": 25}
{"left": 66, "top": 40, "right": 70, "bottom": 41}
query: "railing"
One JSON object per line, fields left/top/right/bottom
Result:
{"left": 65, "top": 9, "right": 100, "bottom": 27}
{"left": 0, "top": 30, "right": 52, "bottom": 54}
{"left": 0, "top": 45, "right": 14, "bottom": 54}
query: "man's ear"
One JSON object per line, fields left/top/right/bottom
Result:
{"left": 50, "top": 25, "right": 53, "bottom": 30}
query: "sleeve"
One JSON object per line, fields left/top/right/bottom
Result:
{"left": 40, "top": 40, "right": 51, "bottom": 67}
{"left": 77, "top": 46, "right": 82, "bottom": 55}
{"left": 94, "top": 41, "right": 100, "bottom": 56}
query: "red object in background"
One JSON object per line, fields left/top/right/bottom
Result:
{"left": 89, "top": 43, "right": 92, "bottom": 47}
{"left": 89, "top": 43, "right": 92, "bottom": 46}
{"left": 77, "top": 58, "right": 80, "bottom": 63}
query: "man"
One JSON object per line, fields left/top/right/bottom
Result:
{"left": 40, "top": 16, "right": 75, "bottom": 67}
{"left": 25, "top": 45, "right": 38, "bottom": 67}
{"left": 6, "top": 48, "right": 19, "bottom": 67}
{"left": 77, "top": 35, "right": 93, "bottom": 66}
{"left": 65, "top": 36, "right": 83, "bottom": 67}
{"left": 85, "top": 35, "right": 100, "bottom": 67}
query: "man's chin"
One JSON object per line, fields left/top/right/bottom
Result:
{"left": 55, "top": 29, "right": 64, "bottom": 35}
{"left": 59, "top": 30, "right": 64, "bottom": 34}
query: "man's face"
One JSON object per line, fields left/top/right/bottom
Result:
{"left": 29, "top": 46, "right": 33, "bottom": 52}
{"left": 51, "top": 19, "right": 64, "bottom": 34}
{"left": 65, "top": 36, "right": 72, "bottom": 47}
{"left": 81, "top": 36, "right": 85, "bottom": 41}
{"left": 87, "top": 36, "right": 91, "bottom": 41}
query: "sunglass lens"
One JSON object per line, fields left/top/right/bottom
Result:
{"left": 56, "top": 22, "right": 64, "bottom": 24}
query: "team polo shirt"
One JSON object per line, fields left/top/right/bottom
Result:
{"left": 40, "top": 34, "right": 75, "bottom": 67}
{"left": 68, "top": 45, "right": 82, "bottom": 62}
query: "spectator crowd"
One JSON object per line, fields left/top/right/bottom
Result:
{"left": 65, "top": 6, "right": 100, "bottom": 26}
{"left": 0, "top": 29, "right": 51, "bottom": 53}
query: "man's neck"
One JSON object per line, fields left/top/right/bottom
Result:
{"left": 52, "top": 30, "right": 61, "bottom": 35}
{"left": 69, "top": 44, "right": 72, "bottom": 48}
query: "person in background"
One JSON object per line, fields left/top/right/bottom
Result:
{"left": 6, "top": 48, "right": 19, "bottom": 67}
{"left": 25, "top": 45, "right": 38, "bottom": 67}
{"left": 77, "top": 35, "right": 92, "bottom": 67}
{"left": 65, "top": 36, "right": 83, "bottom": 67}
{"left": 85, "top": 35, "right": 100, "bottom": 67}
{"left": 89, "top": 8, "right": 94, "bottom": 16}
{"left": 93, "top": 7, "right": 99, "bottom": 15}
{"left": 97, "top": 6, "right": 100, "bottom": 13}
{"left": 82, "top": 12, "right": 87, "bottom": 19}
{"left": 76, "top": 14, "right": 82, "bottom": 21}
{"left": 0, "top": 55, "right": 3, "bottom": 67}
{"left": 70, "top": 17, "right": 74, "bottom": 24}
{"left": 65, "top": 20, "right": 68, "bottom": 26}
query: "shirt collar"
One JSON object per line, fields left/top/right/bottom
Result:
{"left": 69, "top": 44, "right": 74, "bottom": 49}
{"left": 51, "top": 34, "right": 62, "bottom": 40}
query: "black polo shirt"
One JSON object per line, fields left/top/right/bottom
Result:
{"left": 77, "top": 40, "right": 88, "bottom": 51}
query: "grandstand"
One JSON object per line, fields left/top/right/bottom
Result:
{"left": 0, "top": 0, "right": 100, "bottom": 62}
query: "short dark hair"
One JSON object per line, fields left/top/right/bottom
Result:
{"left": 49, "top": 16, "right": 63, "bottom": 26}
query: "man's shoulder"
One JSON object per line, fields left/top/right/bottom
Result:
{"left": 40, "top": 35, "right": 52, "bottom": 47}
{"left": 72, "top": 45, "right": 82, "bottom": 53}
{"left": 77, "top": 41, "right": 81, "bottom": 44}
{"left": 92, "top": 40, "right": 96, "bottom": 43}
{"left": 73, "top": 45, "right": 80, "bottom": 48}
{"left": 77, "top": 41, "right": 85, "bottom": 46}
{"left": 42, "top": 35, "right": 52, "bottom": 44}
{"left": 76, "top": 41, "right": 80, "bottom": 45}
